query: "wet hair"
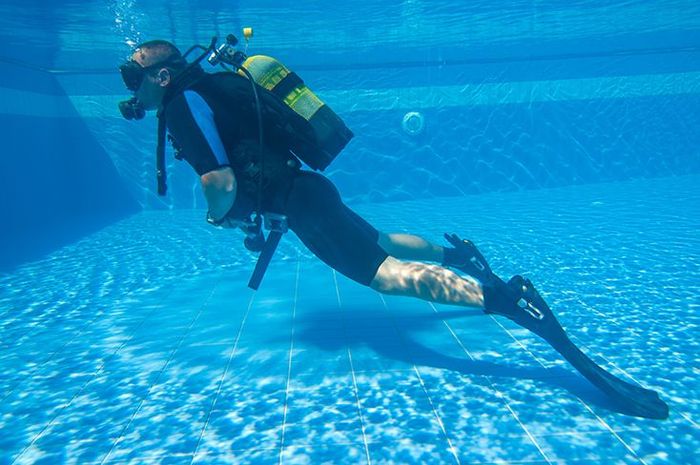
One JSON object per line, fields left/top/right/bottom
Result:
{"left": 133, "top": 40, "right": 186, "bottom": 69}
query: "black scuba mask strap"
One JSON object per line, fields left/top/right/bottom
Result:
{"left": 120, "top": 56, "right": 189, "bottom": 93}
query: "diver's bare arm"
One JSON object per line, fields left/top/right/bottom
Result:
{"left": 201, "top": 166, "right": 237, "bottom": 221}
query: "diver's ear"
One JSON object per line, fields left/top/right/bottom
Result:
{"left": 156, "top": 68, "right": 171, "bottom": 87}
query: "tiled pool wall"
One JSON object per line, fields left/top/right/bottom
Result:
{"left": 0, "top": 61, "right": 139, "bottom": 270}
{"left": 1, "top": 34, "right": 699, "bottom": 268}
{"left": 5, "top": 48, "right": 697, "bottom": 210}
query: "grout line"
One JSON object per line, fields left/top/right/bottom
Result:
{"left": 190, "top": 287, "right": 258, "bottom": 463}
{"left": 443, "top": 301, "right": 650, "bottom": 464}
{"left": 334, "top": 270, "right": 372, "bottom": 465}
{"left": 577, "top": 342, "right": 699, "bottom": 430}
{"left": 573, "top": 296, "right": 687, "bottom": 367}
{"left": 0, "top": 290, "right": 97, "bottom": 346}
{"left": 379, "top": 294, "right": 461, "bottom": 465}
{"left": 562, "top": 299, "right": 691, "bottom": 432}
{"left": 679, "top": 412, "right": 700, "bottom": 429}
{"left": 99, "top": 278, "right": 222, "bottom": 464}
{"left": 1, "top": 308, "right": 107, "bottom": 404}
{"left": 427, "top": 302, "right": 555, "bottom": 465}
{"left": 575, "top": 402, "right": 649, "bottom": 465}
{"left": 278, "top": 257, "right": 301, "bottom": 464}
{"left": 579, "top": 347, "right": 652, "bottom": 387}
{"left": 486, "top": 314, "right": 554, "bottom": 368}
{"left": 10, "top": 297, "right": 170, "bottom": 464}
{"left": 540, "top": 296, "right": 691, "bottom": 451}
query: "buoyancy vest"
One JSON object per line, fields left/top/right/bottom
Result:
{"left": 160, "top": 69, "right": 314, "bottom": 218}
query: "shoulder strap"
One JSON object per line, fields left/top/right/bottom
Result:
{"left": 154, "top": 66, "right": 206, "bottom": 196}
{"left": 156, "top": 111, "right": 168, "bottom": 196}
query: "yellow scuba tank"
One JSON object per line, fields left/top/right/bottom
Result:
{"left": 238, "top": 55, "right": 353, "bottom": 171}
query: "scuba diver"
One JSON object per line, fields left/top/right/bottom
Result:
{"left": 118, "top": 37, "right": 669, "bottom": 420}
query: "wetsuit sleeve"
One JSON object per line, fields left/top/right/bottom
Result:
{"left": 165, "top": 90, "right": 231, "bottom": 176}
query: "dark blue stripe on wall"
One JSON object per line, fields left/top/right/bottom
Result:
{"left": 52, "top": 48, "right": 700, "bottom": 101}
{"left": 301, "top": 49, "right": 700, "bottom": 92}
{"left": 268, "top": 30, "right": 700, "bottom": 81}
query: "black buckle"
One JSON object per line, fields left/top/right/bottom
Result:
{"left": 264, "top": 213, "right": 288, "bottom": 234}
{"left": 516, "top": 298, "right": 544, "bottom": 320}
{"left": 271, "top": 72, "right": 304, "bottom": 99}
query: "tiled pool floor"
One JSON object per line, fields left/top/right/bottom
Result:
{"left": 1, "top": 175, "right": 698, "bottom": 464}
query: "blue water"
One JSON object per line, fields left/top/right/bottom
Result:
{"left": 1, "top": 1, "right": 700, "bottom": 464}
{"left": 2, "top": 176, "right": 698, "bottom": 464}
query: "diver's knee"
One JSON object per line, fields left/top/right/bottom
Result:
{"left": 369, "top": 256, "right": 404, "bottom": 293}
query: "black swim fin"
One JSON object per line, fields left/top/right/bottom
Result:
{"left": 443, "top": 233, "right": 669, "bottom": 419}
{"left": 497, "top": 275, "right": 669, "bottom": 420}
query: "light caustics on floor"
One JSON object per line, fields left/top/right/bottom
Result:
{"left": 1, "top": 175, "right": 699, "bottom": 464}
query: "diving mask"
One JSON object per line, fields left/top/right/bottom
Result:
{"left": 118, "top": 56, "right": 186, "bottom": 92}
{"left": 117, "top": 56, "right": 186, "bottom": 120}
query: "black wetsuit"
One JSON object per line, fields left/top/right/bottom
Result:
{"left": 164, "top": 71, "right": 388, "bottom": 285}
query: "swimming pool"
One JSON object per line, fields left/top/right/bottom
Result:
{"left": 2, "top": 175, "right": 698, "bottom": 464}
{"left": 1, "top": 1, "right": 699, "bottom": 464}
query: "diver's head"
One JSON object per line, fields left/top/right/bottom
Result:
{"left": 119, "top": 40, "right": 186, "bottom": 111}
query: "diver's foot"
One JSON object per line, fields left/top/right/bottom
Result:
{"left": 505, "top": 275, "right": 549, "bottom": 321}
{"left": 482, "top": 275, "right": 548, "bottom": 319}
{"left": 482, "top": 274, "right": 563, "bottom": 340}
{"left": 442, "top": 233, "right": 494, "bottom": 283}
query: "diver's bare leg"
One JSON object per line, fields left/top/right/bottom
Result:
{"left": 369, "top": 256, "right": 484, "bottom": 308}
{"left": 377, "top": 232, "right": 445, "bottom": 263}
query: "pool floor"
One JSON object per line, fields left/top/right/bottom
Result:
{"left": 1, "top": 175, "right": 698, "bottom": 464}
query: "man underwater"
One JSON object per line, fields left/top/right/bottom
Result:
{"left": 118, "top": 39, "right": 668, "bottom": 419}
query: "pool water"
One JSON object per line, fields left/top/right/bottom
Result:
{"left": 2, "top": 175, "right": 698, "bottom": 464}
{"left": 2, "top": 1, "right": 700, "bottom": 463}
